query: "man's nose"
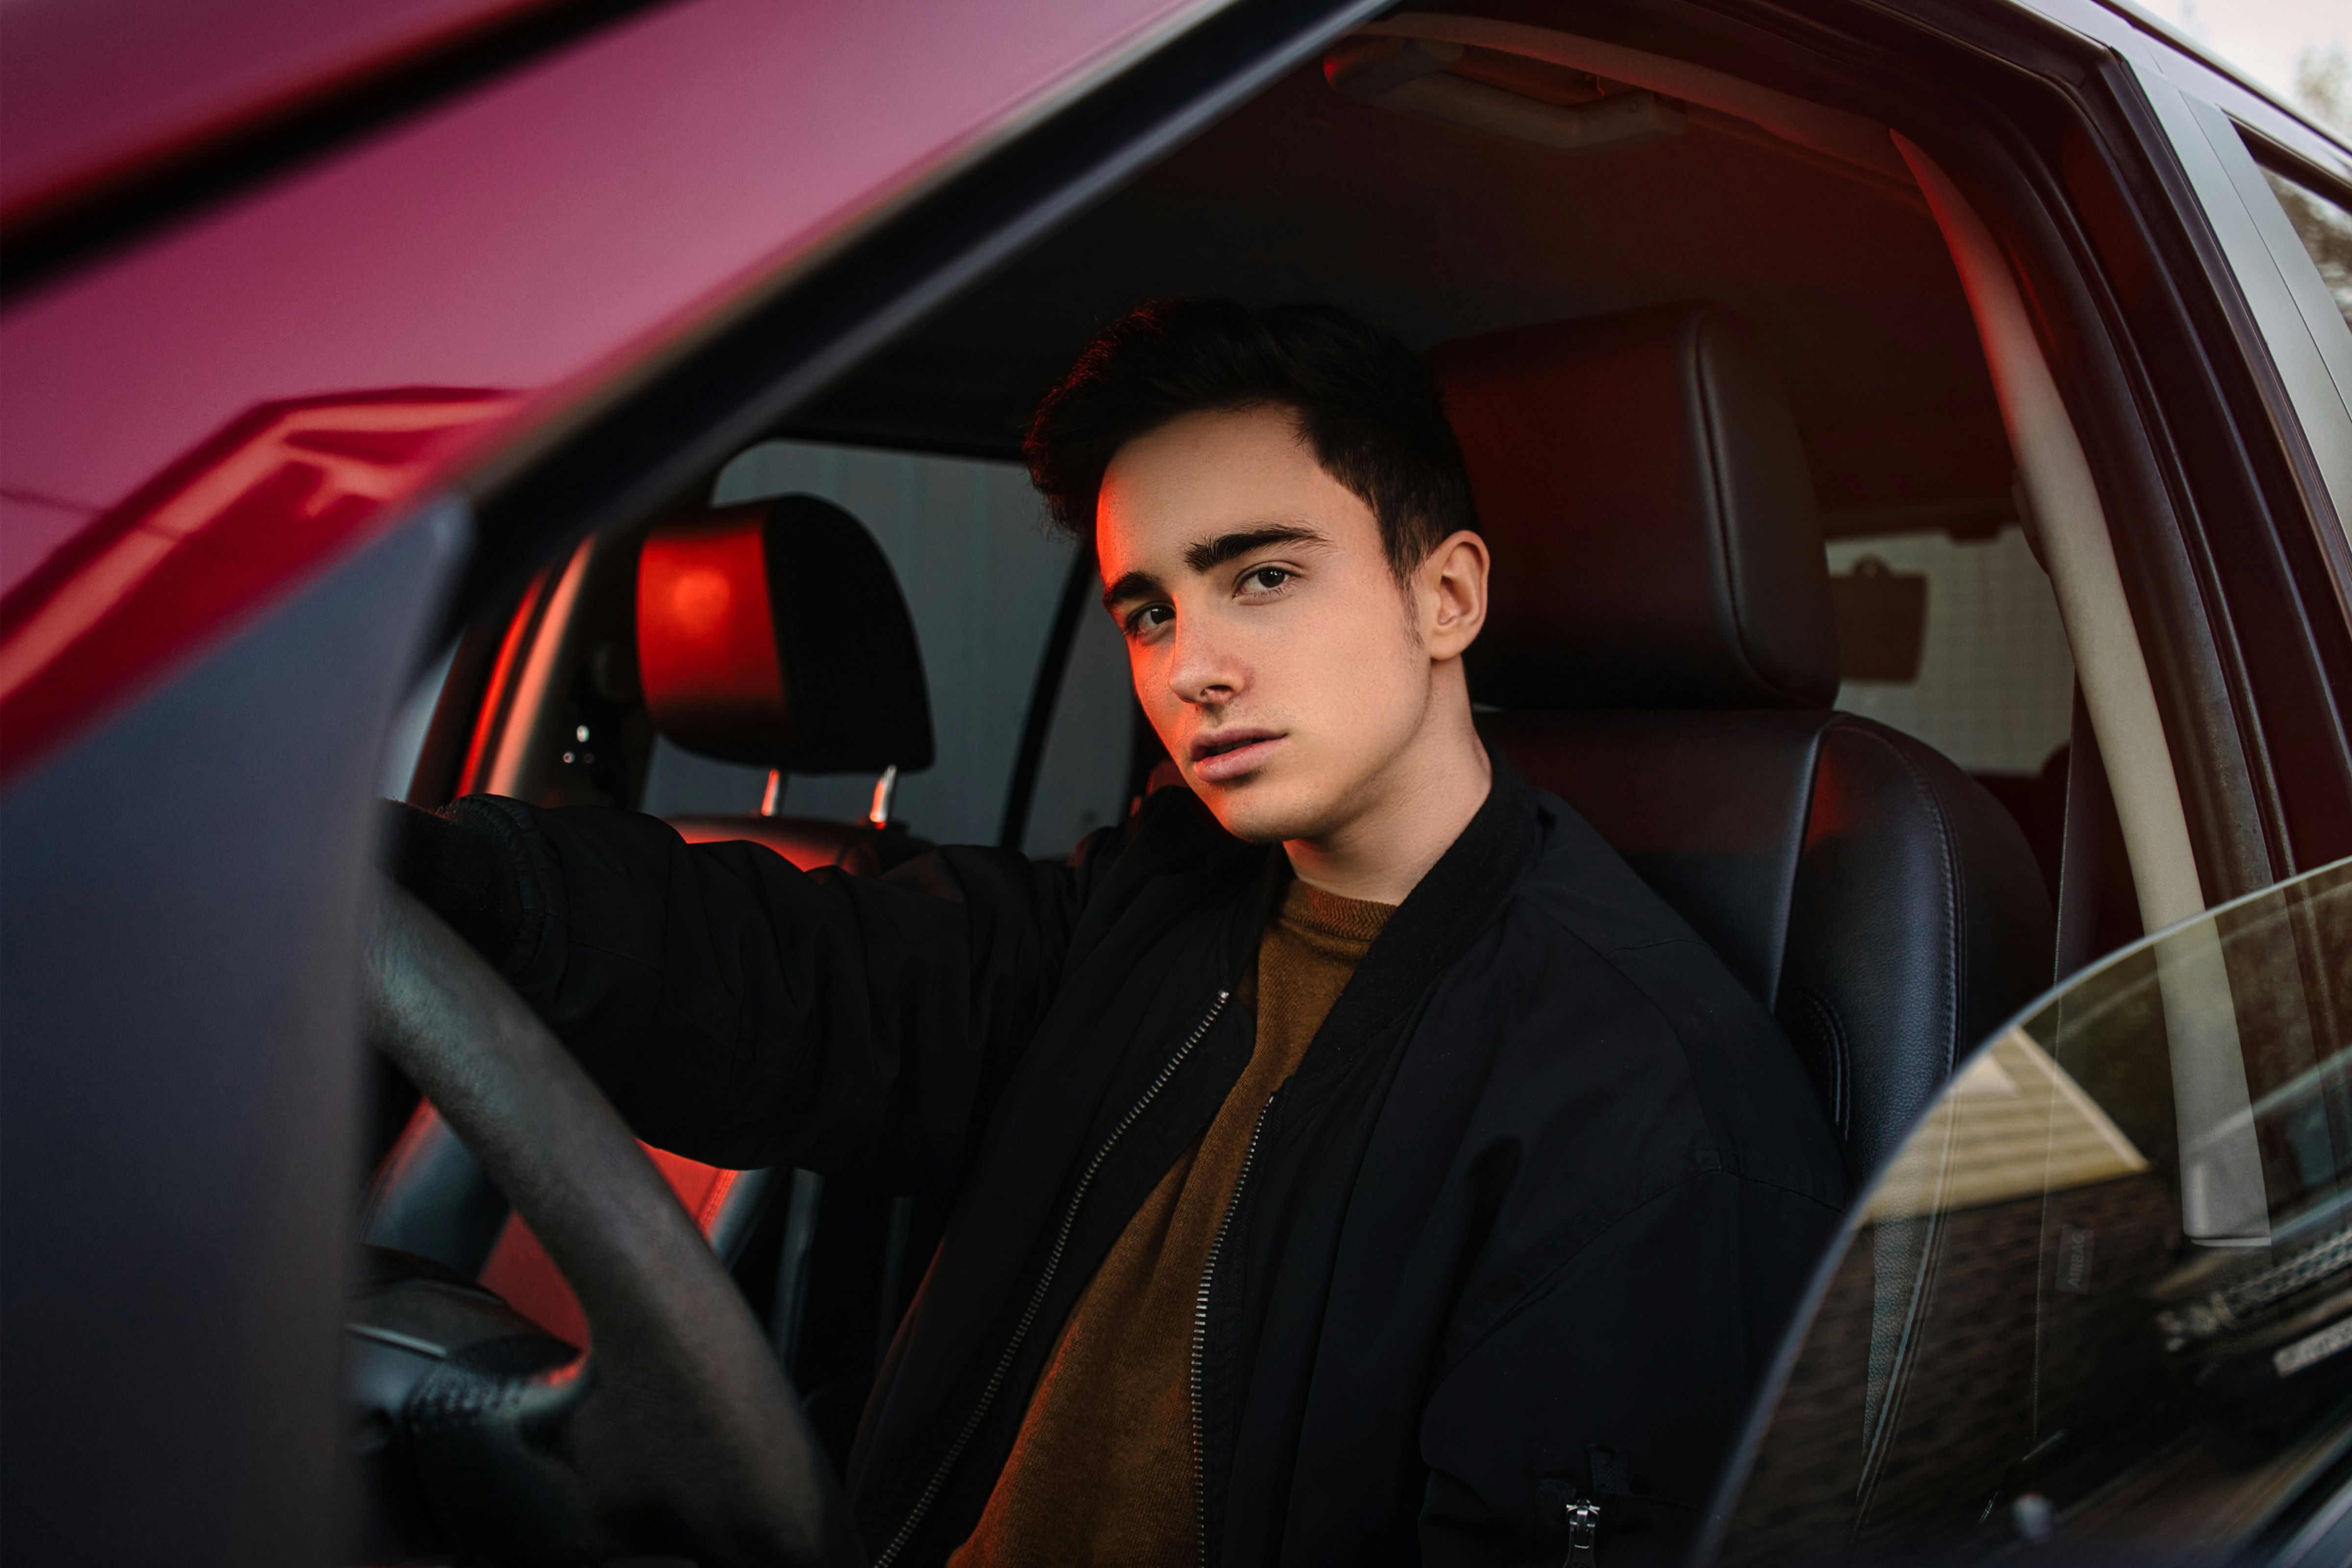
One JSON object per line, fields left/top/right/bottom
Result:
{"left": 1164, "top": 619, "right": 1239, "bottom": 707}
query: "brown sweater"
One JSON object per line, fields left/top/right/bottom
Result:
{"left": 947, "top": 875, "right": 1395, "bottom": 1567}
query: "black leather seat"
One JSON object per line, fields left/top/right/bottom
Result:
{"left": 1431, "top": 304, "right": 2054, "bottom": 1182}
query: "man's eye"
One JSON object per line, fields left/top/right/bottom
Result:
{"left": 1242, "top": 566, "right": 1292, "bottom": 593}
{"left": 1127, "top": 604, "right": 1174, "bottom": 635}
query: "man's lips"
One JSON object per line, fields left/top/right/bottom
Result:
{"left": 1189, "top": 729, "right": 1284, "bottom": 784}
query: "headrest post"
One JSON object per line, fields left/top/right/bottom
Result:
{"left": 867, "top": 764, "right": 899, "bottom": 830}
{"left": 760, "top": 769, "right": 784, "bottom": 818}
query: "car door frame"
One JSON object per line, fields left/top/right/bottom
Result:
{"left": 1866, "top": 0, "right": 2352, "bottom": 903}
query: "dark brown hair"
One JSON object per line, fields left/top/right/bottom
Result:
{"left": 1023, "top": 297, "right": 1477, "bottom": 579}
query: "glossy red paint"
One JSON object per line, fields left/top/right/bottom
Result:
{"left": 0, "top": 0, "right": 1217, "bottom": 786}
{"left": 0, "top": 388, "right": 521, "bottom": 778}
{"left": 0, "top": 0, "right": 572, "bottom": 233}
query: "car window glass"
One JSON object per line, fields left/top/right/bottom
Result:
{"left": 1019, "top": 594, "right": 1137, "bottom": 859}
{"left": 638, "top": 440, "right": 1069, "bottom": 846}
{"left": 1716, "top": 855, "right": 2352, "bottom": 1563}
{"left": 2256, "top": 163, "right": 2352, "bottom": 332}
{"left": 1826, "top": 524, "right": 2075, "bottom": 773}
{"left": 1824, "top": 521, "right": 2077, "bottom": 883}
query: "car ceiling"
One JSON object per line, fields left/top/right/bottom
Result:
{"left": 783, "top": 46, "right": 2015, "bottom": 538}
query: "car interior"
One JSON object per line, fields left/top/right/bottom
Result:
{"left": 360, "top": 4, "right": 2348, "bottom": 1555}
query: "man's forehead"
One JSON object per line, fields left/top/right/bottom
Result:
{"left": 1095, "top": 414, "right": 1369, "bottom": 587}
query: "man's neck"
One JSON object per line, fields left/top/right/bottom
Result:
{"left": 1283, "top": 693, "right": 1492, "bottom": 906}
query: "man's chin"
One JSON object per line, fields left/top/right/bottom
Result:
{"left": 1195, "top": 776, "right": 1326, "bottom": 846}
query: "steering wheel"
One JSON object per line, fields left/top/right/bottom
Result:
{"left": 346, "top": 881, "right": 859, "bottom": 1567}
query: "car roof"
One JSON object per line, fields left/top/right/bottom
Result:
{"left": 2089, "top": 0, "right": 2352, "bottom": 160}
{"left": 788, "top": 46, "right": 2013, "bottom": 540}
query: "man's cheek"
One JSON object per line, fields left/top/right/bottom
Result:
{"left": 1135, "top": 683, "right": 1184, "bottom": 759}
{"left": 1126, "top": 656, "right": 1161, "bottom": 725}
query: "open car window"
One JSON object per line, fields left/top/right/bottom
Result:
{"left": 1715, "top": 855, "right": 2352, "bottom": 1562}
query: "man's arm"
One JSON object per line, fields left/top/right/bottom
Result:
{"left": 383, "top": 795, "right": 1109, "bottom": 1188}
{"left": 1416, "top": 1171, "right": 1841, "bottom": 1566}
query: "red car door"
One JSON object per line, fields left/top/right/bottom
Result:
{"left": 0, "top": 0, "right": 1282, "bottom": 1557}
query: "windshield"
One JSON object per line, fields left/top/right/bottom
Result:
{"left": 1712, "top": 856, "right": 2352, "bottom": 1562}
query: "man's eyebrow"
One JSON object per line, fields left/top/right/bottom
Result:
{"left": 1180, "top": 524, "right": 1327, "bottom": 574}
{"left": 1100, "top": 525, "right": 1329, "bottom": 612}
{"left": 1101, "top": 566, "right": 1165, "bottom": 611}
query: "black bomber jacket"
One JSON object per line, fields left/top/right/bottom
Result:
{"left": 390, "top": 763, "right": 1847, "bottom": 1565}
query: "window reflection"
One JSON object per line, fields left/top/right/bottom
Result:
{"left": 2257, "top": 161, "right": 2352, "bottom": 332}
{"left": 1715, "top": 857, "right": 2352, "bottom": 1562}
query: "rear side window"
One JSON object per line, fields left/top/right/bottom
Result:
{"left": 1821, "top": 517, "right": 2077, "bottom": 894}
{"left": 1017, "top": 589, "right": 1138, "bottom": 859}
{"left": 2257, "top": 162, "right": 2352, "bottom": 331}
{"left": 1825, "top": 523, "right": 2075, "bottom": 778}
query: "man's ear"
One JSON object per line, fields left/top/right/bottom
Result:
{"left": 1420, "top": 530, "right": 1489, "bottom": 660}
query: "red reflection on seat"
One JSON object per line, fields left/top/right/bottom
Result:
{"left": 0, "top": 386, "right": 519, "bottom": 785}
{"left": 1803, "top": 751, "right": 1862, "bottom": 848}
{"left": 477, "top": 1146, "right": 740, "bottom": 1350}
{"left": 636, "top": 510, "right": 791, "bottom": 759}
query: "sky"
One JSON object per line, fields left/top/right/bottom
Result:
{"left": 2132, "top": 0, "right": 2350, "bottom": 128}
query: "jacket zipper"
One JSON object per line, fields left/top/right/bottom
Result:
{"left": 1191, "top": 1084, "right": 1280, "bottom": 1568}
{"left": 1562, "top": 1494, "right": 1601, "bottom": 1565}
{"left": 871, "top": 988, "right": 1232, "bottom": 1568}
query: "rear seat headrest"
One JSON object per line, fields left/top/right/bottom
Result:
{"left": 1431, "top": 303, "right": 1837, "bottom": 710}
{"left": 637, "top": 494, "right": 934, "bottom": 772}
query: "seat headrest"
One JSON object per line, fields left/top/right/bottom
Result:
{"left": 1431, "top": 303, "right": 1837, "bottom": 710}
{"left": 637, "top": 495, "right": 933, "bottom": 772}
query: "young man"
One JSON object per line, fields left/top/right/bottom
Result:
{"left": 388, "top": 299, "right": 1845, "bottom": 1564}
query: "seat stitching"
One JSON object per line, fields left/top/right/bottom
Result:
{"left": 1832, "top": 718, "right": 1964, "bottom": 1079}
{"left": 1689, "top": 311, "right": 1757, "bottom": 687}
{"left": 1782, "top": 984, "right": 1851, "bottom": 1139}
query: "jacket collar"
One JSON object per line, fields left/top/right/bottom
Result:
{"left": 1241, "top": 755, "right": 1543, "bottom": 1078}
